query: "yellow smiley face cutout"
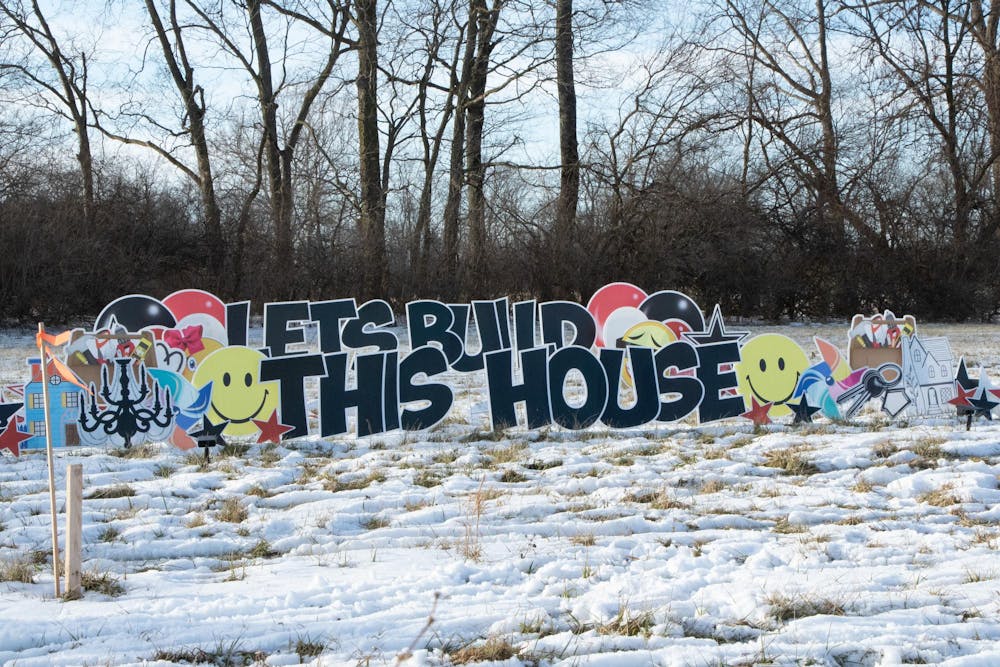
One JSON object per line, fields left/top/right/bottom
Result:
{"left": 192, "top": 346, "right": 279, "bottom": 436}
{"left": 735, "top": 334, "right": 809, "bottom": 417}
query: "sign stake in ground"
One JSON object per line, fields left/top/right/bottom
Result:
{"left": 37, "top": 323, "right": 61, "bottom": 598}
{"left": 190, "top": 416, "right": 227, "bottom": 463}
{"left": 64, "top": 464, "right": 82, "bottom": 598}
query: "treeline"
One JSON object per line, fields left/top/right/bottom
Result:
{"left": 1, "top": 0, "right": 1000, "bottom": 322}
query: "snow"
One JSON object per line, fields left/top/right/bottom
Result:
{"left": 0, "top": 325, "right": 999, "bottom": 665}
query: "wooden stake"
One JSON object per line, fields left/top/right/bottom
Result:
{"left": 65, "top": 464, "right": 82, "bottom": 598}
{"left": 37, "top": 322, "right": 61, "bottom": 598}
{"left": 966, "top": 412, "right": 973, "bottom": 431}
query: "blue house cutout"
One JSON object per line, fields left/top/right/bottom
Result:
{"left": 23, "top": 357, "right": 83, "bottom": 450}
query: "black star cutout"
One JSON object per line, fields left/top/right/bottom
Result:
{"left": 190, "top": 416, "right": 228, "bottom": 461}
{"left": 955, "top": 357, "right": 976, "bottom": 392}
{"left": 0, "top": 402, "right": 22, "bottom": 430}
{"left": 970, "top": 392, "right": 999, "bottom": 420}
{"left": 790, "top": 396, "right": 821, "bottom": 424}
{"left": 682, "top": 304, "right": 749, "bottom": 345}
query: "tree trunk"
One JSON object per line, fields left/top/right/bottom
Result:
{"left": 411, "top": 15, "right": 458, "bottom": 299}
{"left": 356, "top": 0, "right": 387, "bottom": 299}
{"left": 552, "top": 0, "right": 578, "bottom": 299}
{"left": 442, "top": 4, "right": 480, "bottom": 299}
{"left": 815, "top": 0, "right": 844, "bottom": 248}
{"left": 983, "top": 49, "right": 1000, "bottom": 234}
{"left": 145, "top": 0, "right": 224, "bottom": 288}
{"left": 464, "top": 0, "right": 498, "bottom": 299}
{"left": 248, "top": 0, "right": 292, "bottom": 295}
{"left": 75, "top": 112, "right": 94, "bottom": 227}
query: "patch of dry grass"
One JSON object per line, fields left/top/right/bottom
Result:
{"left": 595, "top": 604, "right": 655, "bottom": 637}
{"left": 765, "top": 592, "right": 845, "bottom": 622}
{"left": 448, "top": 636, "right": 517, "bottom": 664}
{"left": 762, "top": 448, "right": 820, "bottom": 476}
{"left": 624, "top": 488, "right": 690, "bottom": 510}
{"left": 918, "top": 484, "right": 961, "bottom": 507}
{"left": 700, "top": 479, "right": 727, "bottom": 494}
{"left": 321, "top": 471, "right": 386, "bottom": 493}
{"left": 0, "top": 557, "right": 34, "bottom": 583}
{"left": 498, "top": 469, "right": 527, "bottom": 483}
{"left": 217, "top": 498, "right": 248, "bottom": 523}
{"left": 851, "top": 478, "right": 874, "bottom": 493}
{"left": 81, "top": 568, "right": 125, "bottom": 597}
{"left": 772, "top": 517, "right": 806, "bottom": 534}
{"left": 486, "top": 443, "right": 526, "bottom": 466}
{"left": 86, "top": 484, "right": 136, "bottom": 500}
{"left": 246, "top": 484, "right": 272, "bottom": 498}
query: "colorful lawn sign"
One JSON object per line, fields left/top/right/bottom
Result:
{"left": 9, "top": 288, "right": 984, "bottom": 453}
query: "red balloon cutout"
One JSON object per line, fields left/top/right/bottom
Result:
{"left": 163, "top": 289, "right": 227, "bottom": 326}
{"left": 586, "top": 282, "right": 647, "bottom": 347}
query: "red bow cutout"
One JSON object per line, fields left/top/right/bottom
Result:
{"left": 164, "top": 325, "right": 205, "bottom": 355}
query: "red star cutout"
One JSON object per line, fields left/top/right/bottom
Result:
{"left": 253, "top": 410, "right": 294, "bottom": 444}
{"left": 949, "top": 383, "right": 977, "bottom": 407}
{"left": 0, "top": 417, "right": 32, "bottom": 457}
{"left": 989, "top": 388, "right": 1000, "bottom": 400}
{"left": 741, "top": 396, "right": 773, "bottom": 426}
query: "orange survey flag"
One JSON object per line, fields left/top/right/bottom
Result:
{"left": 36, "top": 330, "right": 91, "bottom": 392}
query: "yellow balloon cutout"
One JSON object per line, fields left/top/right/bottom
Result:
{"left": 618, "top": 321, "right": 677, "bottom": 386}
{"left": 735, "top": 334, "right": 809, "bottom": 417}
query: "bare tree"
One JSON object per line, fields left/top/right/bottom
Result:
{"left": 713, "top": 0, "right": 884, "bottom": 248}
{"left": 386, "top": 0, "right": 462, "bottom": 295}
{"left": 185, "top": 0, "right": 352, "bottom": 295}
{"left": 0, "top": 0, "right": 96, "bottom": 224}
{"left": 910, "top": 0, "right": 1000, "bottom": 239}
{"left": 847, "top": 1, "right": 989, "bottom": 247}
{"left": 145, "top": 0, "right": 223, "bottom": 283}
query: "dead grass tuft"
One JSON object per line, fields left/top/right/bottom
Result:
{"left": 762, "top": 448, "right": 820, "bottom": 476}
{"left": 498, "top": 469, "right": 527, "bottom": 484}
{"left": 448, "top": 636, "right": 517, "bottom": 664}
{"left": 772, "top": 517, "right": 806, "bottom": 534}
{"left": 486, "top": 443, "right": 526, "bottom": 465}
{"left": 851, "top": 478, "right": 874, "bottom": 493}
{"left": 82, "top": 568, "right": 125, "bottom": 597}
{"left": 109, "top": 443, "right": 157, "bottom": 459}
{"left": 918, "top": 484, "right": 961, "bottom": 507}
{"left": 86, "top": 484, "right": 136, "bottom": 500}
{"left": 460, "top": 478, "right": 489, "bottom": 561}
{"left": 765, "top": 592, "right": 845, "bottom": 622}
{"left": 321, "top": 471, "right": 386, "bottom": 492}
{"left": 246, "top": 484, "right": 272, "bottom": 498}
{"left": 872, "top": 440, "right": 897, "bottom": 459}
{"left": 700, "top": 479, "right": 727, "bottom": 494}
{"left": 595, "top": 605, "right": 655, "bottom": 637}
{"left": 624, "top": 488, "right": 690, "bottom": 510}
{"left": 413, "top": 470, "right": 444, "bottom": 488}
{"left": 361, "top": 516, "right": 390, "bottom": 530}
{"left": 0, "top": 557, "right": 35, "bottom": 583}
{"left": 217, "top": 497, "right": 248, "bottom": 523}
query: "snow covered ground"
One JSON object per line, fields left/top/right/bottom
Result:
{"left": 1, "top": 324, "right": 1000, "bottom": 666}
